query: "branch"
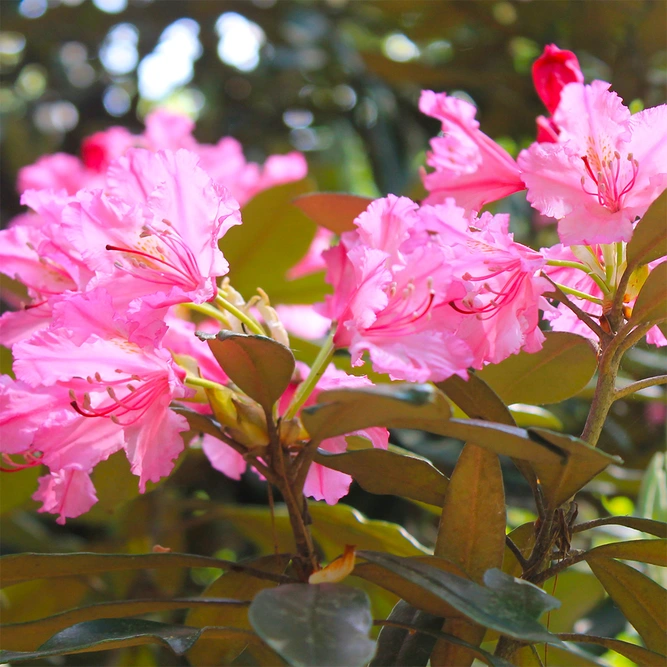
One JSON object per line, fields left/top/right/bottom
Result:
{"left": 505, "top": 535, "right": 529, "bottom": 570}
{"left": 532, "top": 549, "right": 587, "bottom": 586}
{"left": 613, "top": 374, "right": 667, "bottom": 401}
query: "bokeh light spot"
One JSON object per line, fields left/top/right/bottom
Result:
{"left": 216, "top": 12, "right": 266, "bottom": 72}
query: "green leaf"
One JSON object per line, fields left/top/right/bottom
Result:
{"left": 2, "top": 598, "right": 249, "bottom": 652}
{"left": 186, "top": 555, "right": 290, "bottom": 667}
{"left": 313, "top": 447, "right": 449, "bottom": 507}
{"left": 356, "top": 552, "right": 562, "bottom": 645}
{"left": 630, "top": 261, "right": 667, "bottom": 332}
{"left": 292, "top": 192, "right": 373, "bottom": 235}
{"left": 248, "top": 583, "right": 376, "bottom": 667}
{"left": 557, "top": 633, "right": 667, "bottom": 666}
{"left": 223, "top": 179, "right": 318, "bottom": 298}
{"left": 587, "top": 556, "right": 667, "bottom": 653}
{"left": 626, "top": 190, "right": 667, "bottom": 268}
{"left": 302, "top": 383, "right": 451, "bottom": 441}
{"left": 0, "top": 552, "right": 287, "bottom": 589}
{"left": 573, "top": 515, "right": 667, "bottom": 538}
{"left": 477, "top": 332, "right": 598, "bottom": 405}
{"left": 436, "top": 373, "right": 515, "bottom": 425}
{"left": 202, "top": 330, "right": 295, "bottom": 412}
{"left": 587, "top": 538, "right": 667, "bottom": 566}
{"left": 0, "top": 618, "right": 204, "bottom": 662}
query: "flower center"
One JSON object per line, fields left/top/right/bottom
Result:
{"left": 580, "top": 151, "right": 638, "bottom": 212}
{"left": 106, "top": 223, "right": 201, "bottom": 291}
{"left": 69, "top": 370, "right": 167, "bottom": 427}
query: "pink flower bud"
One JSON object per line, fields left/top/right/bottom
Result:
{"left": 532, "top": 44, "right": 584, "bottom": 114}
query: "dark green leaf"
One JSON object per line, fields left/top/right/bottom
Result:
{"left": 223, "top": 179, "right": 318, "bottom": 298}
{"left": 314, "top": 447, "right": 449, "bottom": 507}
{"left": 372, "top": 603, "right": 513, "bottom": 667}
{"left": 630, "top": 261, "right": 667, "bottom": 332}
{"left": 0, "top": 618, "right": 203, "bottom": 662}
{"left": 201, "top": 330, "right": 295, "bottom": 412}
{"left": 3, "top": 598, "right": 249, "bottom": 652}
{"left": 626, "top": 190, "right": 667, "bottom": 268}
{"left": 477, "top": 332, "right": 597, "bottom": 405}
{"left": 356, "top": 552, "right": 562, "bottom": 645}
{"left": 371, "top": 600, "right": 442, "bottom": 667}
{"left": 292, "top": 192, "right": 373, "bottom": 234}
{"left": 587, "top": 556, "right": 667, "bottom": 653}
{"left": 248, "top": 583, "right": 376, "bottom": 667}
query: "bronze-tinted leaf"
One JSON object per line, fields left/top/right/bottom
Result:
{"left": 302, "top": 383, "right": 451, "bottom": 441}
{"left": 437, "top": 374, "right": 514, "bottom": 425}
{"left": 314, "top": 447, "right": 449, "bottom": 507}
{"left": 293, "top": 192, "right": 373, "bottom": 234}
{"left": 587, "top": 556, "right": 667, "bottom": 654}
{"left": 202, "top": 330, "right": 295, "bottom": 412}
{"left": 186, "top": 555, "right": 290, "bottom": 667}
{"left": 626, "top": 190, "right": 667, "bottom": 268}
{"left": 557, "top": 633, "right": 667, "bottom": 665}
{"left": 587, "top": 538, "right": 666, "bottom": 566}
{"left": 477, "top": 332, "right": 597, "bottom": 405}
{"left": 629, "top": 261, "right": 667, "bottom": 333}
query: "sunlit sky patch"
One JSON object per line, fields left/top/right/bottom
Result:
{"left": 216, "top": 12, "right": 266, "bottom": 72}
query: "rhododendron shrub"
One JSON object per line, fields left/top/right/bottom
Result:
{"left": 1, "top": 44, "right": 666, "bottom": 667}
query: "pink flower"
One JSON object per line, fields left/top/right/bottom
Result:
{"left": 12, "top": 290, "right": 192, "bottom": 495}
{"left": 17, "top": 153, "right": 100, "bottom": 195}
{"left": 420, "top": 201, "right": 551, "bottom": 367}
{"left": 63, "top": 148, "right": 241, "bottom": 308}
{"left": 419, "top": 90, "right": 525, "bottom": 212}
{"left": 34, "top": 466, "right": 99, "bottom": 525}
{"left": 518, "top": 81, "right": 667, "bottom": 245}
{"left": 533, "top": 44, "right": 584, "bottom": 115}
{"left": 320, "top": 195, "right": 474, "bottom": 382}
{"left": 81, "top": 127, "right": 136, "bottom": 173}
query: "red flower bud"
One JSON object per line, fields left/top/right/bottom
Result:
{"left": 532, "top": 44, "right": 584, "bottom": 114}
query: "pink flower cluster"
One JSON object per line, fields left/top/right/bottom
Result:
{"left": 421, "top": 45, "right": 667, "bottom": 247}
{"left": 2, "top": 111, "right": 369, "bottom": 522}
{"left": 319, "top": 195, "right": 550, "bottom": 383}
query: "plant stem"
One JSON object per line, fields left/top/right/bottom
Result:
{"left": 185, "top": 375, "right": 226, "bottom": 392}
{"left": 546, "top": 259, "right": 609, "bottom": 294}
{"left": 283, "top": 329, "right": 335, "bottom": 421}
{"left": 553, "top": 283, "right": 604, "bottom": 305}
{"left": 184, "top": 301, "right": 231, "bottom": 327}
{"left": 215, "top": 293, "right": 265, "bottom": 336}
{"left": 544, "top": 278, "right": 609, "bottom": 340}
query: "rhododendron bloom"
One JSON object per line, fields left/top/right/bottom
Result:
{"left": 320, "top": 195, "right": 474, "bottom": 382}
{"left": 419, "top": 200, "right": 550, "bottom": 367}
{"left": 63, "top": 148, "right": 241, "bottom": 308}
{"left": 10, "top": 290, "right": 192, "bottom": 502}
{"left": 519, "top": 80, "right": 667, "bottom": 245}
{"left": 419, "top": 90, "right": 524, "bottom": 212}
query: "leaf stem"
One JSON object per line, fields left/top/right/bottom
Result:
{"left": 545, "top": 259, "right": 609, "bottom": 294}
{"left": 215, "top": 293, "right": 265, "bottom": 336}
{"left": 183, "top": 301, "right": 231, "bottom": 327}
{"left": 552, "top": 283, "right": 604, "bottom": 305}
{"left": 283, "top": 328, "right": 335, "bottom": 421}
{"left": 184, "top": 375, "right": 226, "bottom": 392}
